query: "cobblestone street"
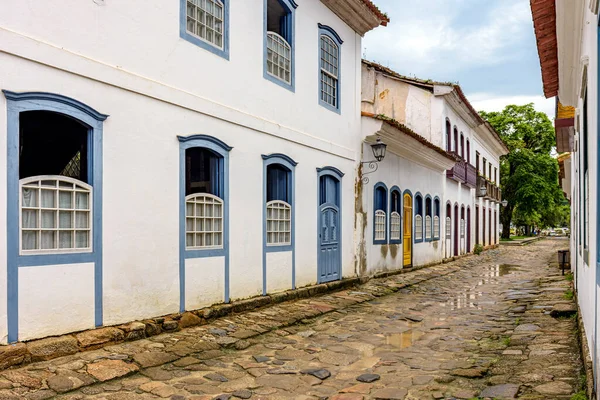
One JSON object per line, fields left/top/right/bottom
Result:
{"left": 1, "top": 240, "right": 582, "bottom": 400}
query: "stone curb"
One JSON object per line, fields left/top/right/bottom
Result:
{"left": 499, "top": 237, "right": 544, "bottom": 246}
{"left": 574, "top": 293, "right": 593, "bottom": 398}
{"left": 0, "top": 248, "right": 490, "bottom": 375}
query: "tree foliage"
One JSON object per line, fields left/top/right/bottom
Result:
{"left": 480, "top": 104, "right": 568, "bottom": 238}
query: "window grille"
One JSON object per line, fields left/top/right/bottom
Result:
{"left": 375, "top": 210, "right": 386, "bottom": 241}
{"left": 390, "top": 211, "right": 400, "bottom": 240}
{"left": 20, "top": 176, "right": 91, "bottom": 253}
{"left": 320, "top": 35, "right": 339, "bottom": 107}
{"left": 186, "top": 0, "right": 224, "bottom": 49}
{"left": 425, "top": 215, "right": 432, "bottom": 240}
{"left": 186, "top": 193, "right": 223, "bottom": 249}
{"left": 445, "top": 217, "right": 451, "bottom": 238}
{"left": 267, "top": 32, "right": 291, "bottom": 84}
{"left": 267, "top": 200, "right": 291, "bottom": 245}
{"left": 460, "top": 219, "right": 465, "bottom": 237}
{"left": 434, "top": 216, "right": 440, "bottom": 239}
{"left": 415, "top": 215, "right": 423, "bottom": 240}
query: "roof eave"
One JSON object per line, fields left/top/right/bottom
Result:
{"left": 320, "top": 0, "right": 389, "bottom": 36}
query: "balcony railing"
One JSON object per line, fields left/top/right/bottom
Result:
{"left": 446, "top": 159, "right": 478, "bottom": 188}
{"left": 465, "top": 163, "right": 477, "bottom": 188}
{"left": 446, "top": 158, "right": 466, "bottom": 183}
{"left": 476, "top": 175, "right": 502, "bottom": 202}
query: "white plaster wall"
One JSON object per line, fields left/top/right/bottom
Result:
{"left": 362, "top": 143, "right": 446, "bottom": 272}
{"left": 19, "top": 263, "right": 95, "bottom": 341}
{"left": 266, "top": 252, "right": 292, "bottom": 293}
{"left": 0, "top": 48, "right": 359, "bottom": 340}
{"left": 186, "top": 257, "right": 225, "bottom": 311}
{"left": 0, "top": 91, "right": 7, "bottom": 343}
{"left": 0, "top": 0, "right": 362, "bottom": 153}
{"left": 405, "top": 86, "right": 433, "bottom": 142}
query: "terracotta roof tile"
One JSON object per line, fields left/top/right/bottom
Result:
{"left": 530, "top": 0, "right": 559, "bottom": 98}
{"left": 360, "top": 0, "right": 390, "bottom": 26}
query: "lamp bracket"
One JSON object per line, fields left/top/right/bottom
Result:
{"left": 360, "top": 161, "right": 379, "bottom": 184}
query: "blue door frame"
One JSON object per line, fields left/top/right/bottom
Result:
{"left": 317, "top": 167, "right": 343, "bottom": 283}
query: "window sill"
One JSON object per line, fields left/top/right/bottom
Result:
{"left": 17, "top": 251, "right": 95, "bottom": 267}
{"left": 266, "top": 244, "right": 293, "bottom": 252}
{"left": 180, "top": 31, "right": 229, "bottom": 60}
{"left": 185, "top": 248, "right": 225, "bottom": 259}
{"left": 389, "top": 239, "right": 401, "bottom": 245}
{"left": 319, "top": 100, "right": 341, "bottom": 114}
{"left": 264, "top": 70, "right": 295, "bottom": 92}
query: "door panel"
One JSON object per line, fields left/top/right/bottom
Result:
{"left": 319, "top": 204, "right": 340, "bottom": 282}
{"left": 403, "top": 194, "right": 412, "bottom": 266}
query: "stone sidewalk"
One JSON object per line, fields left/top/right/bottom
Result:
{"left": 0, "top": 240, "right": 583, "bottom": 399}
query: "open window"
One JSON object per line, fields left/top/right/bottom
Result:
{"left": 425, "top": 196, "right": 432, "bottom": 241}
{"left": 415, "top": 194, "right": 423, "bottom": 242}
{"left": 19, "top": 111, "right": 92, "bottom": 253}
{"left": 389, "top": 188, "right": 401, "bottom": 243}
{"left": 433, "top": 198, "right": 440, "bottom": 240}
{"left": 374, "top": 183, "right": 387, "bottom": 244}
{"left": 265, "top": 0, "right": 296, "bottom": 88}
{"left": 185, "top": 148, "right": 224, "bottom": 249}
{"left": 266, "top": 164, "right": 292, "bottom": 245}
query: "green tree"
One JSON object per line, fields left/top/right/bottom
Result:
{"left": 480, "top": 104, "right": 568, "bottom": 238}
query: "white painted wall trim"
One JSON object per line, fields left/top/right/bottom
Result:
{"left": 0, "top": 26, "right": 356, "bottom": 161}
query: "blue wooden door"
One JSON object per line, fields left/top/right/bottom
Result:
{"left": 318, "top": 175, "right": 341, "bottom": 283}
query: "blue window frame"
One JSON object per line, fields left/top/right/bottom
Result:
{"left": 389, "top": 186, "right": 401, "bottom": 244}
{"left": 373, "top": 183, "right": 388, "bottom": 245}
{"left": 262, "top": 153, "right": 297, "bottom": 294}
{"left": 180, "top": 0, "right": 230, "bottom": 60}
{"left": 3, "top": 91, "right": 108, "bottom": 343}
{"left": 433, "top": 197, "right": 441, "bottom": 240}
{"left": 414, "top": 193, "right": 423, "bottom": 243}
{"left": 318, "top": 24, "right": 342, "bottom": 113}
{"left": 178, "top": 134, "right": 232, "bottom": 310}
{"left": 264, "top": 0, "right": 297, "bottom": 91}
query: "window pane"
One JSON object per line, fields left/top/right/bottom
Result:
{"left": 75, "top": 212, "right": 88, "bottom": 229}
{"left": 59, "top": 211, "right": 73, "bottom": 228}
{"left": 41, "top": 190, "right": 55, "bottom": 208}
{"left": 22, "top": 188, "right": 37, "bottom": 207}
{"left": 76, "top": 192, "right": 89, "bottom": 210}
{"left": 75, "top": 231, "right": 89, "bottom": 248}
{"left": 22, "top": 210, "right": 38, "bottom": 229}
{"left": 41, "top": 231, "right": 56, "bottom": 249}
{"left": 59, "top": 191, "right": 72, "bottom": 208}
{"left": 41, "top": 210, "right": 56, "bottom": 228}
{"left": 59, "top": 231, "right": 73, "bottom": 249}
{"left": 22, "top": 231, "right": 38, "bottom": 250}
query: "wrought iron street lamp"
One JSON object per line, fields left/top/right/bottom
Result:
{"left": 477, "top": 183, "right": 487, "bottom": 197}
{"left": 501, "top": 200, "right": 508, "bottom": 207}
{"left": 362, "top": 138, "right": 387, "bottom": 184}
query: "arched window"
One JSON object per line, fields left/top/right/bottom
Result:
{"left": 318, "top": 24, "right": 343, "bottom": 112}
{"left": 466, "top": 139, "right": 471, "bottom": 164}
{"left": 433, "top": 198, "right": 440, "bottom": 240}
{"left": 460, "top": 133, "right": 465, "bottom": 159}
{"left": 425, "top": 196, "right": 432, "bottom": 241}
{"left": 185, "top": 147, "right": 225, "bottom": 249}
{"left": 445, "top": 203, "right": 452, "bottom": 240}
{"left": 266, "top": 164, "right": 292, "bottom": 245}
{"left": 374, "top": 184, "right": 387, "bottom": 243}
{"left": 446, "top": 119, "right": 452, "bottom": 152}
{"left": 19, "top": 110, "right": 94, "bottom": 252}
{"left": 460, "top": 206, "right": 466, "bottom": 249}
{"left": 390, "top": 188, "right": 401, "bottom": 243}
{"left": 415, "top": 194, "right": 423, "bottom": 242}
{"left": 265, "top": 0, "right": 297, "bottom": 88}
{"left": 453, "top": 126, "right": 458, "bottom": 154}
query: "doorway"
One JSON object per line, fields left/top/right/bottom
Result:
{"left": 403, "top": 192, "right": 412, "bottom": 266}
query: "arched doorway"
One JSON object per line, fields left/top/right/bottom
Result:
{"left": 467, "top": 207, "right": 471, "bottom": 252}
{"left": 445, "top": 203, "right": 452, "bottom": 258}
{"left": 403, "top": 192, "right": 412, "bottom": 266}
{"left": 454, "top": 204, "right": 459, "bottom": 256}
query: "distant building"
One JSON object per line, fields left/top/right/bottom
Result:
{"left": 357, "top": 61, "right": 508, "bottom": 274}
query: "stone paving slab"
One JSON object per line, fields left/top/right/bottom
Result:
{"left": 0, "top": 240, "right": 584, "bottom": 399}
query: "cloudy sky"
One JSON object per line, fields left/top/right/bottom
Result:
{"left": 363, "top": 0, "right": 555, "bottom": 118}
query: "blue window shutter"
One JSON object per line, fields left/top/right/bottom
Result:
{"left": 280, "top": 12, "right": 292, "bottom": 43}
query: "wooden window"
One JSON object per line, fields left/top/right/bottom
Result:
{"left": 320, "top": 35, "right": 339, "bottom": 108}
{"left": 266, "top": 164, "right": 292, "bottom": 245}
{"left": 446, "top": 120, "right": 452, "bottom": 152}
{"left": 390, "top": 190, "right": 401, "bottom": 241}
{"left": 374, "top": 185, "right": 387, "bottom": 242}
{"left": 425, "top": 197, "right": 432, "bottom": 240}
{"left": 415, "top": 195, "right": 423, "bottom": 241}
{"left": 185, "top": 0, "right": 224, "bottom": 49}
{"left": 433, "top": 198, "right": 440, "bottom": 239}
{"left": 460, "top": 134, "right": 465, "bottom": 159}
{"left": 266, "top": 0, "right": 294, "bottom": 86}
{"left": 476, "top": 151, "right": 480, "bottom": 173}
{"left": 466, "top": 140, "right": 470, "bottom": 164}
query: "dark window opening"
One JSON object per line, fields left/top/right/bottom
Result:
{"left": 267, "top": 164, "right": 290, "bottom": 203}
{"left": 483, "top": 158, "right": 487, "bottom": 177}
{"left": 446, "top": 120, "right": 452, "bottom": 152}
{"left": 453, "top": 127, "right": 458, "bottom": 153}
{"left": 267, "top": 0, "right": 291, "bottom": 42}
{"left": 466, "top": 140, "right": 470, "bottom": 164}
{"left": 425, "top": 197, "right": 432, "bottom": 217}
{"left": 434, "top": 199, "right": 440, "bottom": 217}
{"left": 415, "top": 195, "right": 423, "bottom": 216}
{"left": 460, "top": 134, "right": 464, "bottom": 159}
{"left": 319, "top": 175, "right": 339, "bottom": 206}
{"left": 375, "top": 186, "right": 387, "bottom": 211}
{"left": 391, "top": 190, "right": 400, "bottom": 213}
{"left": 19, "top": 111, "right": 89, "bottom": 183}
{"left": 476, "top": 151, "right": 480, "bottom": 172}
{"left": 185, "top": 147, "right": 223, "bottom": 197}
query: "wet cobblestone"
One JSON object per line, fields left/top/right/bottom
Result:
{"left": 0, "top": 239, "right": 583, "bottom": 399}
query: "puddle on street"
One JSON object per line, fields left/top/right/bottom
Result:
{"left": 488, "top": 264, "right": 521, "bottom": 277}
{"left": 386, "top": 330, "right": 424, "bottom": 348}
{"left": 441, "top": 287, "right": 483, "bottom": 310}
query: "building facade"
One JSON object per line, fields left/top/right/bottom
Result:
{"left": 531, "top": 0, "right": 599, "bottom": 394}
{"left": 357, "top": 61, "right": 507, "bottom": 275}
{"left": 0, "top": 0, "right": 388, "bottom": 343}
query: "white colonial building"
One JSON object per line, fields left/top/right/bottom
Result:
{"left": 357, "top": 61, "right": 508, "bottom": 274}
{"left": 0, "top": 0, "right": 389, "bottom": 343}
{"left": 531, "top": 0, "right": 599, "bottom": 394}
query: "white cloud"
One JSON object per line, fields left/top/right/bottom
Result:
{"left": 363, "top": 0, "right": 532, "bottom": 77}
{"left": 469, "top": 93, "right": 555, "bottom": 119}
